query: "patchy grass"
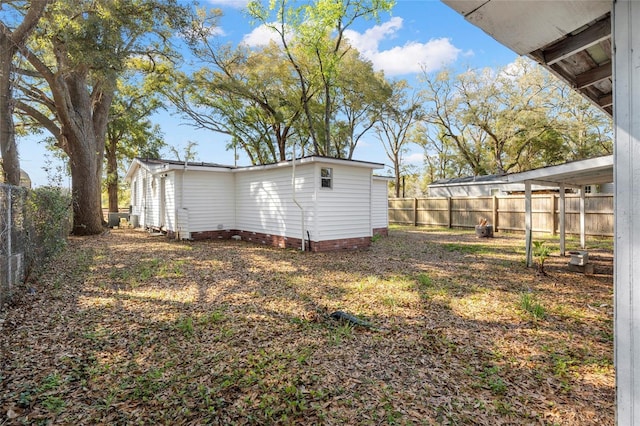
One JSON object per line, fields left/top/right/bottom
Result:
{"left": 0, "top": 228, "right": 613, "bottom": 425}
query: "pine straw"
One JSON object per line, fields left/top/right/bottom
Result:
{"left": 0, "top": 227, "right": 613, "bottom": 425}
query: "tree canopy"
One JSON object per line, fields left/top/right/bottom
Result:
{"left": 10, "top": 0, "right": 192, "bottom": 234}
{"left": 418, "top": 58, "right": 612, "bottom": 182}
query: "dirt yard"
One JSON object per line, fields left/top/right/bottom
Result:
{"left": 0, "top": 226, "right": 614, "bottom": 425}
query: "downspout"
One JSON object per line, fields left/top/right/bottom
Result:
{"left": 177, "top": 161, "right": 187, "bottom": 240}
{"left": 292, "top": 145, "right": 305, "bottom": 251}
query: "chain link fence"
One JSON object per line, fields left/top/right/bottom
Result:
{"left": 0, "top": 184, "right": 71, "bottom": 308}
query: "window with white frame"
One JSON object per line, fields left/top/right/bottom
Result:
{"left": 321, "top": 167, "right": 333, "bottom": 189}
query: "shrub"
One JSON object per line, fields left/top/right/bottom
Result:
{"left": 533, "top": 240, "right": 551, "bottom": 275}
{"left": 24, "top": 186, "right": 72, "bottom": 276}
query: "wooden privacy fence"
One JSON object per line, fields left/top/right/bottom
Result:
{"left": 389, "top": 194, "right": 614, "bottom": 237}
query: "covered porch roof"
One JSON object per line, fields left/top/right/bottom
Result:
{"left": 506, "top": 155, "right": 613, "bottom": 188}
{"left": 442, "top": 1, "right": 612, "bottom": 116}
{"left": 506, "top": 155, "right": 613, "bottom": 260}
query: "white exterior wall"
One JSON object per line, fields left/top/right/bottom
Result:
{"left": 372, "top": 178, "right": 389, "bottom": 230}
{"left": 130, "top": 172, "right": 143, "bottom": 221}
{"left": 614, "top": 1, "right": 640, "bottom": 423}
{"left": 235, "top": 163, "right": 315, "bottom": 239}
{"left": 129, "top": 167, "right": 158, "bottom": 229}
{"left": 181, "top": 170, "right": 236, "bottom": 232}
{"left": 315, "top": 163, "right": 372, "bottom": 241}
{"left": 148, "top": 175, "right": 163, "bottom": 228}
{"left": 128, "top": 158, "right": 382, "bottom": 243}
{"left": 162, "top": 173, "right": 176, "bottom": 232}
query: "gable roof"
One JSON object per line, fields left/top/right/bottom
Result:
{"left": 442, "top": 1, "right": 612, "bottom": 116}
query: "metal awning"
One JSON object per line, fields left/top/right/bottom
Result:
{"left": 506, "top": 155, "right": 613, "bottom": 188}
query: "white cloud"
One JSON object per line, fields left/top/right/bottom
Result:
{"left": 404, "top": 152, "right": 424, "bottom": 164}
{"left": 343, "top": 16, "right": 403, "bottom": 53}
{"left": 241, "top": 16, "right": 464, "bottom": 76}
{"left": 345, "top": 17, "right": 463, "bottom": 76}
{"left": 241, "top": 24, "right": 281, "bottom": 47}
{"left": 206, "top": 0, "right": 250, "bottom": 9}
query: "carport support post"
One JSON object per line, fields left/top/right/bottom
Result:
{"left": 524, "top": 180, "right": 532, "bottom": 267}
{"left": 559, "top": 184, "right": 565, "bottom": 256}
{"left": 614, "top": 1, "right": 640, "bottom": 423}
{"left": 579, "top": 186, "right": 586, "bottom": 249}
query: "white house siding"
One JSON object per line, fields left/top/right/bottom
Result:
{"left": 130, "top": 167, "right": 156, "bottom": 229}
{"left": 162, "top": 173, "right": 176, "bottom": 232}
{"left": 235, "top": 163, "right": 315, "bottom": 240}
{"left": 315, "top": 163, "right": 371, "bottom": 241}
{"left": 181, "top": 170, "right": 236, "bottom": 232}
{"left": 147, "top": 174, "right": 162, "bottom": 228}
{"left": 130, "top": 173, "right": 143, "bottom": 221}
{"left": 372, "top": 177, "right": 389, "bottom": 230}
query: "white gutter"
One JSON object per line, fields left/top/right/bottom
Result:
{"left": 292, "top": 144, "right": 305, "bottom": 251}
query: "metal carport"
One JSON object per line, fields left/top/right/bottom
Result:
{"left": 506, "top": 155, "right": 613, "bottom": 267}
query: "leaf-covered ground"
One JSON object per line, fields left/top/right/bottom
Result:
{"left": 0, "top": 226, "right": 613, "bottom": 425}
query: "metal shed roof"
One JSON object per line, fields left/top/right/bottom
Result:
{"left": 506, "top": 155, "right": 613, "bottom": 188}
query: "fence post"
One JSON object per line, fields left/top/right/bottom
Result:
{"left": 492, "top": 196, "right": 498, "bottom": 232}
{"left": 413, "top": 198, "right": 418, "bottom": 226}
{"left": 447, "top": 197, "right": 452, "bottom": 228}
{"left": 6, "top": 186, "right": 11, "bottom": 296}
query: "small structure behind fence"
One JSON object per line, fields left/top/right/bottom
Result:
{"left": 389, "top": 194, "right": 613, "bottom": 237}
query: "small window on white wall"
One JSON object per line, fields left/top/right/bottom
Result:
{"left": 321, "top": 167, "right": 333, "bottom": 189}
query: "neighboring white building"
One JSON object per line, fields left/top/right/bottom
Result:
{"left": 125, "top": 156, "right": 389, "bottom": 252}
{"left": 428, "top": 159, "right": 614, "bottom": 197}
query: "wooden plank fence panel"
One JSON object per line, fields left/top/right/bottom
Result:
{"left": 389, "top": 194, "right": 614, "bottom": 237}
{"left": 451, "top": 197, "right": 493, "bottom": 228}
{"left": 416, "top": 198, "right": 449, "bottom": 227}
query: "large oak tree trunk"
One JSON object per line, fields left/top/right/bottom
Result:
{"left": 68, "top": 132, "right": 105, "bottom": 235}
{"left": 0, "top": 43, "right": 21, "bottom": 185}
{"left": 61, "top": 73, "right": 112, "bottom": 235}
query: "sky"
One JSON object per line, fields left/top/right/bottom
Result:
{"left": 18, "top": 0, "right": 519, "bottom": 188}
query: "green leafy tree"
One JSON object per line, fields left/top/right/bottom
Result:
{"left": 330, "top": 48, "right": 391, "bottom": 159}
{"left": 0, "top": 0, "right": 49, "bottom": 185}
{"left": 105, "top": 79, "right": 165, "bottom": 212}
{"left": 165, "top": 36, "right": 304, "bottom": 164}
{"left": 420, "top": 69, "right": 489, "bottom": 176}
{"left": 412, "top": 121, "right": 470, "bottom": 182}
{"left": 12, "top": 0, "right": 191, "bottom": 235}
{"left": 374, "top": 80, "right": 423, "bottom": 198}
{"left": 247, "top": 0, "right": 394, "bottom": 156}
{"left": 419, "top": 59, "right": 612, "bottom": 179}
{"left": 169, "top": 141, "right": 198, "bottom": 162}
